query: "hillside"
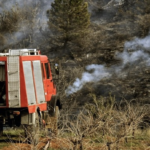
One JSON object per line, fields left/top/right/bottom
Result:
{"left": 0, "top": 0, "right": 150, "bottom": 108}
{"left": 60, "top": 0, "right": 150, "bottom": 109}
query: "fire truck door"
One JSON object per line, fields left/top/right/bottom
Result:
{"left": 43, "top": 63, "right": 53, "bottom": 101}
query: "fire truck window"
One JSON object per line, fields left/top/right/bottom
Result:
{"left": 41, "top": 64, "right": 45, "bottom": 79}
{"left": 45, "top": 63, "right": 50, "bottom": 79}
{"left": 0, "top": 61, "right": 6, "bottom": 106}
{"left": 0, "top": 62, "right": 5, "bottom": 81}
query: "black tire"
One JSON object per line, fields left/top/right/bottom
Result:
{"left": 45, "top": 106, "right": 59, "bottom": 136}
{"left": 53, "top": 106, "right": 59, "bottom": 135}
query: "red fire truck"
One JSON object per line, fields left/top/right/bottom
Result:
{"left": 0, "top": 49, "right": 61, "bottom": 135}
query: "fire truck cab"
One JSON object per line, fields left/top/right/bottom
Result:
{"left": 0, "top": 49, "right": 60, "bottom": 134}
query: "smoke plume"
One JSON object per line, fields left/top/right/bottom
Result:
{"left": 0, "top": 0, "right": 54, "bottom": 50}
{"left": 118, "top": 35, "right": 150, "bottom": 66}
{"left": 66, "top": 35, "right": 150, "bottom": 95}
{"left": 66, "top": 65, "right": 111, "bottom": 95}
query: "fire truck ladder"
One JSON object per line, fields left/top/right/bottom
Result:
{"left": 7, "top": 56, "right": 20, "bottom": 107}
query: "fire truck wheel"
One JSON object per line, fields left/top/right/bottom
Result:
{"left": 46, "top": 106, "right": 59, "bottom": 136}
{"left": 54, "top": 106, "right": 59, "bottom": 135}
{"left": 0, "top": 117, "right": 3, "bottom": 136}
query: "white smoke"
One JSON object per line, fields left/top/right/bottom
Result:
{"left": 0, "top": 0, "right": 54, "bottom": 49}
{"left": 66, "top": 65, "right": 111, "bottom": 95}
{"left": 117, "top": 50, "right": 150, "bottom": 66}
{"left": 117, "top": 35, "right": 150, "bottom": 66}
{"left": 103, "top": 0, "right": 124, "bottom": 10}
{"left": 125, "top": 35, "right": 150, "bottom": 49}
{"left": 66, "top": 35, "right": 150, "bottom": 95}
{"left": 0, "top": 0, "right": 53, "bottom": 12}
